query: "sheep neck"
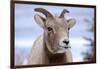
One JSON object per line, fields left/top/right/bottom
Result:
{"left": 43, "top": 36, "right": 67, "bottom": 64}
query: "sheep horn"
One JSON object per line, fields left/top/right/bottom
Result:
{"left": 59, "top": 9, "right": 69, "bottom": 18}
{"left": 34, "top": 8, "right": 53, "bottom": 18}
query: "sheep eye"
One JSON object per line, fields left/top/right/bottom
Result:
{"left": 68, "top": 28, "right": 70, "bottom": 30}
{"left": 47, "top": 27, "right": 52, "bottom": 31}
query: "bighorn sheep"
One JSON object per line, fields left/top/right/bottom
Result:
{"left": 28, "top": 8, "right": 76, "bottom": 65}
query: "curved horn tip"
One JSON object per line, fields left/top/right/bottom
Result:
{"left": 59, "top": 9, "right": 70, "bottom": 18}
{"left": 34, "top": 8, "right": 53, "bottom": 18}
{"left": 63, "top": 9, "right": 69, "bottom": 13}
{"left": 34, "top": 8, "right": 43, "bottom": 11}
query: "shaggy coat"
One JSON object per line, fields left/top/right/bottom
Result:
{"left": 28, "top": 8, "right": 76, "bottom": 65}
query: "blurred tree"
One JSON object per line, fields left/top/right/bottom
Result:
{"left": 82, "top": 18, "right": 95, "bottom": 62}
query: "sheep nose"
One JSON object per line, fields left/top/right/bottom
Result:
{"left": 63, "top": 40, "right": 69, "bottom": 45}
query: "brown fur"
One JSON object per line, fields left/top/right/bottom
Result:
{"left": 28, "top": 35, "right": 72, "bottom": 64}
{"left": 28, "top": 8, "right": 76, "bottom": 65}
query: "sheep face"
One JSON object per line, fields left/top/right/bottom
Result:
{"left": 34, "top": 8, "right": 76, "bottom": 54}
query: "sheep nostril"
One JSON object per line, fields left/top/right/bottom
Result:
{"left": 63, "top": 40, "right": 69, "bottom": 45}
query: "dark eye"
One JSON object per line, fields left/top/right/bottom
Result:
{"left": 47, "top": 27, "right": 52, "bottom": 31}
{"left": 68, "top": 28, "right": 70, "bottom": 30}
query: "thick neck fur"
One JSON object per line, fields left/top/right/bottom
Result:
{"left": 43, "top": 35, "right": 68, "bottom": 64}
{"left": 44, "top": 43, "right": 67, "bottom": 64}
{"left": 28, "top": 35, "right": 72, "bottom": 65}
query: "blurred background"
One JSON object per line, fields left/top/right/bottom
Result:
{"left": 15, "top": 3, "right": 94, "bottom": 65}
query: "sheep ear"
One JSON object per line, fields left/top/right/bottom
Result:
{"left": 67, "top": 19, "right": 76, "bottom": 29}
{"left": 34, "top": 14, "right": 46, "bottom": 28}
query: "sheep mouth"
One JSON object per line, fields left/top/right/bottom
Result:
{"left": 50, "top": 45, "right": 71, "bottom": 54}
{"left": 59, "top": 45, "right": 71, "bottom": 49}
{"left": 54, "top": 45, "right": 71, "bottom": 53}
